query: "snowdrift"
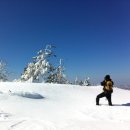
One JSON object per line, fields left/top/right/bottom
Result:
{"left": 0, "top": 82, "right": 130, "bottom": 130}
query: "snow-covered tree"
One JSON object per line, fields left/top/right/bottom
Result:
{"left": 45, "top": 65, "right": 57, "bottom": 83}
{"left": 73, "top": 76, "right": 91, "bottom": 86}
{"left": 55, "top": 59, "right": 67, "bottom": 84}
{"left": 75, "top": 76, "right": 79, "bottom": 85}
{"left": 83, "top": 77, "right": 91, "bottom": 86}
{"left": 21, "top": 45, "right": 56, "bottom": 82}
{"left": 46, "top": 59, "right": 67, "bottom": 84}
{"left": 0, "top": 60, "right": 8, "bottom": 81}
{"left": 79, "top": 80, "right": 84, "bottom": 86}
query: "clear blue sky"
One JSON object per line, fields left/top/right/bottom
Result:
{"left": 0, "top": 0, "right": 130, "bottom": 85}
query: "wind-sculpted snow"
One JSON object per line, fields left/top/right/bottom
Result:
{"left": 12, "top": 92, "right": 44, "bottom": 99}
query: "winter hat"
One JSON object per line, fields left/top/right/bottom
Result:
{"left": 105, "top": 75, "right": 110, "bottom": 80}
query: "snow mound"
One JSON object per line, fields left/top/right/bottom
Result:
{"left": 13, "top": 92, "right": 44, "bottom": 99}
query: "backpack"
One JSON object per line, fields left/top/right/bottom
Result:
{"left": 105, "top": 80, "right": 113, "bottom": 91}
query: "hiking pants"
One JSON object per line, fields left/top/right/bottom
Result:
{"left": 96, "top": 92, "right": 112, "bottom": 105}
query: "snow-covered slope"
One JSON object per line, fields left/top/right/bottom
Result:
{"left": 0, "top": 82, "right": 130, "bottom": 130}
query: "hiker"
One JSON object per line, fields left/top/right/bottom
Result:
{"left": 96, "top": 75, "right": 114, "bottom": 106}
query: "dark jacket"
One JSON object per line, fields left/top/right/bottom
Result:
{"left": 101, "top": 79, "right": 114, "bottom": 93}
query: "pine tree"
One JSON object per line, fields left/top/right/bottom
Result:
{"left": 0, "top": 60, "right": 8, "bottom": 81}
{"left": 45, "top": 65, "right": 57, "bottom": 83}
{"left": 21, "top": 45, "right": 56, "bottom": 82}
{"left": 79, "top": 80, "right": 83, "bottom": 86}
{"left": 75, "top": 76, "right": 79, "bottom": 85}
{"left": 55, "top": 59, "right": 67, "bottom": 84}
{"left": 83, "top": 77, "right": 91, "bottom": 86}
{"left": 46, "top": 59, "right": 67, "bottom": 84}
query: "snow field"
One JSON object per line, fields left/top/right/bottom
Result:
{"left": 0, "top": 82, "right": 130, "bottom": 130}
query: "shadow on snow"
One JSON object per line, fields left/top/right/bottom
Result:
{"left": 13, "top": 92, "right": 45, "bottom": 99}
{"left": 113, "top": 103, "right": 130, "bottom": 107}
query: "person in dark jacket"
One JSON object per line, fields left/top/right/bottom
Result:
{"left": 96, "top": 75, "right": 114, "bottom": 106}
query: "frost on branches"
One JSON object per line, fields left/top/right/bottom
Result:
{"left": 0, "top": 60, "right": 8, "bottom": 82}
{"left": 83, "top": 77, "right": 91, "bottom": 86}
{"left": 20, "top": 45, "right": 56, "bottom": 83}
{"left": 74, "top": 76, "right": 91, "bottom": 86}
{"left": 46, "top": 59, "right": 67, "bottom": 84}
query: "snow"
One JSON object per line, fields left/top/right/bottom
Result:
{"left": 0, "top": 82, "right": 130, "bottom": 130}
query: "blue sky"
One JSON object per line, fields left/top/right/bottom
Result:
{"left": 0, "top": 0, "right": 130, "bottom": 85}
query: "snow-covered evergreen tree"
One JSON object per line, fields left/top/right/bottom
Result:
{"left": 83, "top": 77, "right": 91, "bottom": 86}
{"left": 0, "top": 60, "right": 8, "bottom": 81}
{"left": 79, "top": 80, "right": 84, "bottom": 86}
{"left": 75, "top": 76, "right": 79, "bottom": 85}
{"left": 45, "top": 65, "right": 57, "bottom": 83}
{"left": 55, "top": 59, "right": 67, "bottom": 84}
{"left": 46, "top": 59, "right": 67, "bottom": 84}
{"left": 21, "top": 45, "right": 56, "bottom": 82}
{"left": 73, "top": 76, "right": 91, "bottom": 86}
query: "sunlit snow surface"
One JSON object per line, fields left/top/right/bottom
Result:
{"left": 0, "top": 82, "right": 130, "bottom": 130}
